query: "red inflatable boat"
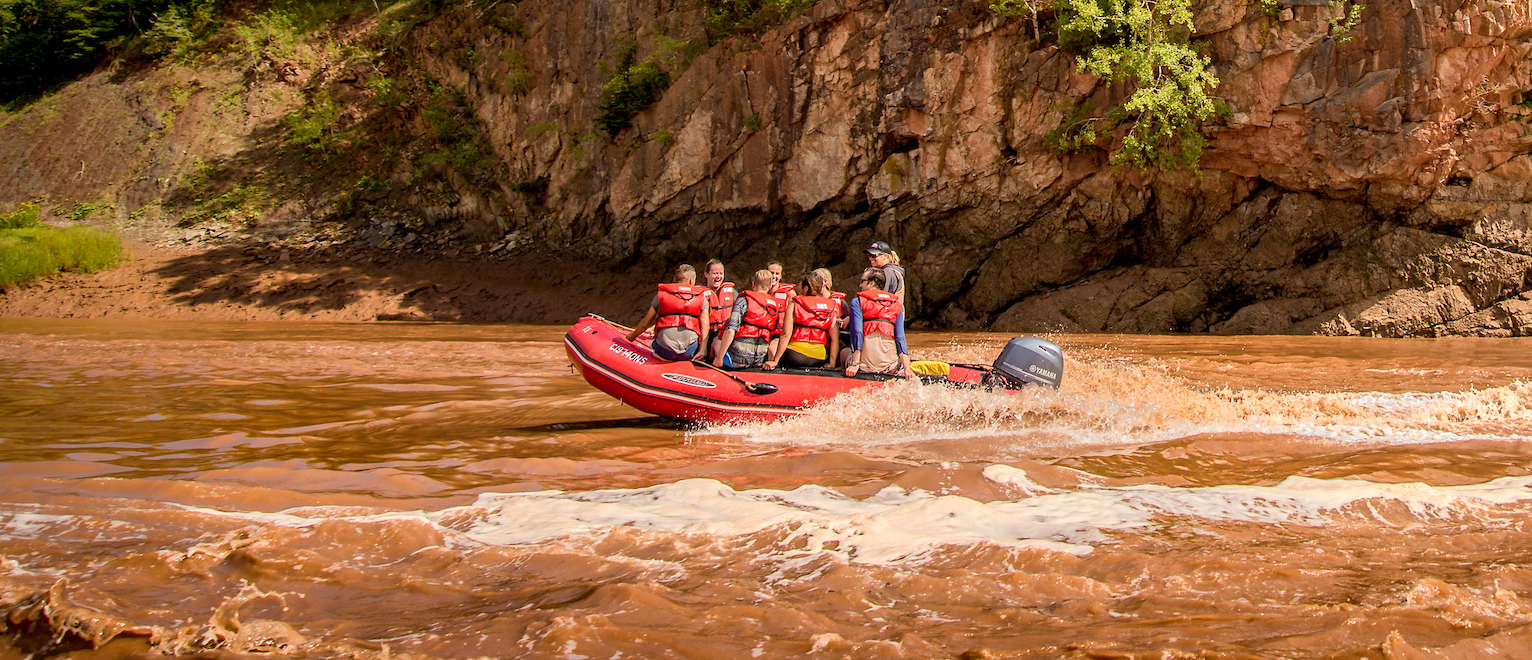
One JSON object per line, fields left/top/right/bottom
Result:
{"left": 563, "top": 315, "right": 1063, "bottom": 425}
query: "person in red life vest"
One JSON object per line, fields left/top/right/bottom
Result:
{"left": 815, "top": 267, "right": 850, "bottom": 364}
{"left": 701, "top": 259, "right": 736, "bottom": 361}
{"left": 624, "top": 264, "right": 710, "bottom": 362}
{"left": 711, "top": 269, "right": 778, "bottom": 370}
{"left": 841, "top": 268, "right": 914, "bottom": 379}
{"left": 766, "top": 260, "right": 795, "bottom": 353}
{"left": 766, "top": 261, "right": 784, "bottom": 289}
{"left": 765, "top": 270, "right": 840, "bottom": 370}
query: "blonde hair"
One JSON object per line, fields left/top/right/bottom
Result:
{"left": 885, "top": 250, "right": 901, "bottom": 266}
{"left": 673, "top": 264, "right": 696, "bottom": 284}
{"left": 812, "top": 267, "right": 833, "bottom": 292}
{"left": 751, "top": 269, "right": 774, "bottom": 291}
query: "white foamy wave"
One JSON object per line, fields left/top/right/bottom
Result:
{"left": 167, "top": 474, "right": 1532, "bottom": 569}
{"left": 442, "top": 475, "right": 1532, "bottom": 563}
{"left": 705, "top": 359, "right": 1532, "bottom": 448}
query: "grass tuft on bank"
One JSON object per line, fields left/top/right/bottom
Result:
{"left": 0, "top": 204, "right": 126, "bottom": 289}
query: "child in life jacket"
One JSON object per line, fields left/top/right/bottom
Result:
{"left": 765, "top": 270, "right": 839, "bottom": 370}
{"left": 711, "top": 269, "right": 779, "bottom": 370}
{"left": 841, "top": 268, "right": 914, "bottom": 379}
{"left": 624, "top": 264, "right": 710, "bottom": 361}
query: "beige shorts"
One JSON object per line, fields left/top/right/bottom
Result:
{"left": 857, "top": 335, "right": 901, "bottom": 374}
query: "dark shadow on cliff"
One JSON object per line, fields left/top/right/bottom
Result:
{"left": 145, "top": 241, "right": 656, "bottom": 323}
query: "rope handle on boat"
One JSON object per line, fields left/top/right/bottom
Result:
{"left": 589, "top": 314, "right": 635, "bottom": 332}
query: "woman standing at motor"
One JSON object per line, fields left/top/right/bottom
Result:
{"left": 865, "top": 241, "right": 906, "bottom": 307}
{"left": 765, "top": 270, "right": 839, "bottom": 370}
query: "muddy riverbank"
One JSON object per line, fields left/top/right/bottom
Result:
{"left": 0, "top": 238, "right": 649, "bottom": 324}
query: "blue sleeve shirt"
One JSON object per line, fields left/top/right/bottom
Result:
{"left": 847, "top": 301, "right": 907, "bottom": 355}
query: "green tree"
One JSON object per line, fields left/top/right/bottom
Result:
{"left": 0, "top": 0, "right": 211, "bottom": 102}
{"left": 1001, "top": 0, "right": 1219, "bottom": 170}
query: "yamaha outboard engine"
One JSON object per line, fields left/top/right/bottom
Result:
{"left": 992, "top": 337, "right": 1064, "bottom": 389}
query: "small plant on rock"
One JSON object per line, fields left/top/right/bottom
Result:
{"left": 1326, "top": 0, "right": 1365, "bottom": 43}
{"left": 282, "top": 90, "right": 343, "bottom": 154}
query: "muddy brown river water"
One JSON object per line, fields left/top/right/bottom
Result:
{"left": 4, "top": 318, "right": 1532, "bottom": 659}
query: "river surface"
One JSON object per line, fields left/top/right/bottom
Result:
{"left": 4, "top": 318, "right": 1532, "bottom": 659}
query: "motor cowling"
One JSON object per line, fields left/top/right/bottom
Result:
{"left": 992, "top": 337, "right": 1063, "bottom": 389}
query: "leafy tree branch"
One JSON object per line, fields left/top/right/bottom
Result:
{"left": 998, "top": 0, "right": 1220, "bottom": 171}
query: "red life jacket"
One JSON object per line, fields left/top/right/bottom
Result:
{"left": 736, "top": 290, "right": 780, "bottom": 340}
{"left": 828, "top": 290, "right": 849, "bottom": 328}
{"left": 707, "top": 282, "right": 736, "bottom": 332}
{"left": 656, "top": 283, "right": 707, "bottom": 335}
{"left": 789, "top": 295, "right": 837, "bottom": 345}
{"left": 770, "top": 283, "right": 795, "bottom": 338}
{"left": 857, "top": 290, "right": 901, "bottom": 338}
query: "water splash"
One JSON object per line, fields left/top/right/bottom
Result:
{"left": 705, "top": 353, "right": 1532, "bottom": 447}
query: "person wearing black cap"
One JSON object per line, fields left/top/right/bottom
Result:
{"left": 866, "top": 241, "right": 906, "bottom": 307}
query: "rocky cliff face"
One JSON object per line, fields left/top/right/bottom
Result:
{"left": 6, "top": 0, "right": 1532, "bottom": 336}
{"left": 446, "top": 0, "right": 1532, "bottom": 336}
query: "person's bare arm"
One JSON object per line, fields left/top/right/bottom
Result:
{"left": 827, "top": 310, "right": 840, "bottom": 368}
{"left": 625, "top": 308, "right": 658, "bottom": 342}
{"left": 765, "top": 308, "right": 795, "bottom": 370}
{"left": 712, "top": 329, "right": 736, "bottom": 368}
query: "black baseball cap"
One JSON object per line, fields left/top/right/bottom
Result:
{"left": 866, "top": 241, "right": 891, "bottom": 256}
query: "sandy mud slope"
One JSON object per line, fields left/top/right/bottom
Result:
{"left": 0, "top": 241, "right": 647, "bottom": 323}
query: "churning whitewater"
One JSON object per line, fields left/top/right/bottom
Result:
{"left": 4, "top": 320, "right": 1532, "bottom": 659}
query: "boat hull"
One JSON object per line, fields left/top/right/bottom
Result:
{"left": 564, "top": 315, "right": 889, "bottom": 424}
{"left": 564, "top": 315, "right": 1004, "bottom": 424}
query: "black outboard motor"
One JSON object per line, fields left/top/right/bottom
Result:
{"left": 992, "top": 337, "right": 1064, "bottom": 389}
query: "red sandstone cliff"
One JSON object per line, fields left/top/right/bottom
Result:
{"left": 3, "top": 0, "right": 1532, "bottom": 335}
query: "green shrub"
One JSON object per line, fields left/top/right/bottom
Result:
{"left": 232, "top": 9, "right": 300, "bottom": 63}
{"left": 1327, "top": 0, "right": 1365, "bottom": 42}
{"left": 525, "top": 120, "right": 559, "bottom": 137}
{"left": 0, "top": 238, "right": 58, "bottom": 288}
{"left": 282, "top": 90, "right": 343, "bottom": 152}
{"left": 144, "top": 0, "right": 218, "bottom": 60}
{"left": 1007, "top": 0, "right": 1219, "bottom": 171}
{"left": 0, "top": 202, "right": 42, "bottom": 229}
{"left": 594, "top": 52, "right": 670, "bottom": 136}
{"left": 418, "top": 85, "right": 496, "bottom": 175}
{"left": 0, "top": 225, "right": 124, "bottom": 289}
{"left": 703, "top": 0, "right": 815, "bottom": 43}
{"left": 501, "top": 48, "right": 535, "bottom": 93}
{"left": 33, "top": 225, "right": 124, "bottom": 271}
{"left": 363, "top": 75, "right": 407, "bottom": 106}
{"left": 183, "top": 184, "right": 265, "bottom": 224}
{"left": 0, "top": 0, "right": 192, "bottom": 102}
